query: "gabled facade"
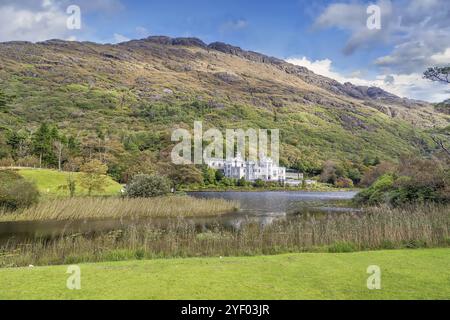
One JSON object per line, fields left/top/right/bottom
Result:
{"left": 206, "top": 153, "right": 286, "bottom": 182}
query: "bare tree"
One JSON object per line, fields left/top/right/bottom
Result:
{"left": 54, "top": 140, "right": 65, "bottom": 171}
{"left": 423, "top": 66, "right": 450, "bottom": 84}
{"left": 431, "top": 135, "right": 450, "bottom": 157}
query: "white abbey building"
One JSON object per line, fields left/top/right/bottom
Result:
{"left": 206, "top": 153, "right": 286, "bottom": 182}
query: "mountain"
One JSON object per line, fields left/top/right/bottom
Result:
{"left": 0, "top": 36, "right": 448, "bottom": 174}
{"left": 435, "top": 99, "right": 450, "bottom": 115}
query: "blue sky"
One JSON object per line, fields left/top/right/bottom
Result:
{"left": 0, "top": 0, "right": 449, "bottom": 102}
{"left": 81, "top": 0, "right": 387, "bottom": 73}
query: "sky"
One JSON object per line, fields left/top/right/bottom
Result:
{"left": 0, "top": 0, "right": 449, "bottom": 102}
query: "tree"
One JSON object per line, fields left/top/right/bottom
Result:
{"left": 423, "top": 66, "right": 450, "bottom": 84}
{"left": 320, "top": 160, "right": 348, "bottom": 186}
{"left": 0, "top": 89, "right": 7, "bottom": 109}
{"left": 0, "top": 135, "right": 11, "bottom": 160}
{"left": 0, "top": 171, "right": 40, "bottom": 210}
{"left": 54, "top": 134, "right": 68, "bottom": 171}
{"left": 125, "top": 174, "right": 171, "bottom": 198}
{"left": 215, "top": 169, "right": 225, "bottom": 182}
{"left": 335, "top": 177, "right": 354, "bottom": 188}
{"left": 58, "top": 174, "right": 77, "bottom": 198}
{"left": 7, "top": 130, "right": 30, "bottom": 161}
{"left": 202, "top": 167, "right": 216, "bottom": 185}
{"left": 167, "top": 165, "right": 203, "bottom": 190}
{"left": 431, "top": 135, "right": 450, "bottom": 158}
{"left": 32, "top": 123, "right": 58, "bottom": 168}
{"left": 424, "top": 66, "right": 450, "bottom": 116}
{"left": 79, "top": 160, "right": 108, "bottom": 196}
{"left": 347, "top": 168, "right": 362, "bottom": 185}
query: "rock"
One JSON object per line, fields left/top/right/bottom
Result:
{"left": 214, "top": 72, "right": 242, "bottom": 84}
{"left": 143, "top": 36, "right": 207, "bottom": 48}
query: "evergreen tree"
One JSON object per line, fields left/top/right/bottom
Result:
{"left": 0, "top": 89, "right": 7, "bottom": 109}
{"left": 32, "top": 123, "right": 58, "bottom": 167}
{"left": 7, "top": 130, "right": 29, "bottom": 160}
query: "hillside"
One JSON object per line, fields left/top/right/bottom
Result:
{"left": 0, "top": 36, "right": 449, "bottom": 178}
{"left": 435, "top": 99, "right": 450, "bottom": 115}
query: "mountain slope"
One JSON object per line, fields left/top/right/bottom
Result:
{"left": 0, "top": 36, "right": 448, "bottom": 172}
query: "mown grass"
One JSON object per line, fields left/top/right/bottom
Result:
{"left": 1, "top": 205, "right": 447, "bottom": 267}
{"left": 0, "top": 196, "right": 239, "bottom": 222}
{"left": 17, "top": 169, "right": 122, "bottom": 197}
{"left": 0, "top": 249, "right": 449, "bottom": 300}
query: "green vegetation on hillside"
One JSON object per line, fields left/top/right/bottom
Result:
{"left": 0, "top": 40, "right": 448, "bottom": 188}
{"left": 0, "top": 249, "right": 449, "bottom": 300}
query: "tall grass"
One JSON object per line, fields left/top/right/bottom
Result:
{"left": 0, "top": 196, "right": 239, "bottom": 222}
{"left": 1, "top": 204, "right": 448, "bottom": 267}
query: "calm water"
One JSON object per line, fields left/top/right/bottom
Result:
{"left": 0, "top": 191, "right": 359, "bottom": 244}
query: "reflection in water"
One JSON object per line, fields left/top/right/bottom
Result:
{"left": 190, "top": 191, "right": 358, "bottom": 214}
{"left": 0, "top": 191, "right": 359, "bottom": 244}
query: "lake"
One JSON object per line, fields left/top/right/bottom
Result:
{"left": 0, "top": 191, "right": 359, "bottom": 245}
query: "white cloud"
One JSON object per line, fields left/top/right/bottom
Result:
{"left": 113, "top": 33, "right": 130, "bottom": 43}
{"left": 0, "top": 2, "right": 70, "bottom": 42}
{"left": 286, "top": 56, "right": 374, "bottom": 87}
{"left": 286, "top": 56, "right": 449, "bottom": 102}
{"left": 220, "top": 19, "right": 249, "bottom": 33}
{"left": 315, "top": 0, "right": 450, "bottom": 74}
{"left": 135, "top": 26, "right": 149, "bottom": 38}
{"left": 315, "top": 0, "right": 395, "bottom": 55}
{"left": 312, "top": 0, "right": 450, "bottom": 102}
{"left": 430, "top": 48, "right": 450, "bottom": 65}
{"left": 0, "top": 0, "right": 124, "bottom": 43}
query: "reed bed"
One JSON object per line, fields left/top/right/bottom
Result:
{"left": 1, "top": 204, "right": 448, "bottom": 267}
{"left": 0, "top": 196, "right": 239, "bottom": 222}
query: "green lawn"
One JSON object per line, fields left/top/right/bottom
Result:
{"left": 0, "top": 249, "right": 448, "bottom": 300}
{"left": 17, "top": 169, "right": 122, "bottom": 197}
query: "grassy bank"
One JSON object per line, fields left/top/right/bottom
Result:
{"left": 0, "top": 196, "right": 239, "bottom": 222}
{"left": 1, "top": 205, "right": 447, "bottom": 267}
{"left": 17, "top": 169, "right": 122, "bottom": 197}
{"left": 0, "top": 249, "right": 449, "bottom": 300}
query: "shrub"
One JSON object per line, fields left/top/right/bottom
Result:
{"left": 237, "top": 177, "right": 250, "bottom": 187}
{"left": 356, "top": 155, "right": 450, "bottom": 206}
{"left": 0, "top": 171, "right": 40, "bottom": 210}
{"left": 327, "top": 242, "right": 357, "bottom": 253}
{"left": 253, "top": 179, "right": 265, "bottom": 188}
{"left": 360, "top": 162, "right": 396, "bottom": 187}
{"left": 125, "top": 174, "right": 171, "bottom": 198}
{"left": 335, "top": 177, "right": 354, "bottom": 188}
{"left": 221, "top": 177, "right": 236, "bottom": 187}
{"left": 354, "top": 174, "right": 394, "bottom": 205}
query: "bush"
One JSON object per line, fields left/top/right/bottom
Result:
{"left": 354, "top": 174, "right": 394, "bottom": 205}
{"left": 237, "top": 177, "right": 250, "bottom": 187}
{"left": 0, "top": 171, "right": 40, "bottom": 210}
{"left": 327, "top": 242, "right": 357, "bottom": 253}
{"left": 356, "top": 155, "right": 450, "bottom": 206}
{"left": 253, "top": 179, "right": 266, "bottom": 188}
{"left": 335, "top": 177, "right": 354, "bottom": 188}
{"left": 360, "top": 162, "right": 396, "bottom": 187}
{"left": 125, "top": 174, "right": 171, "bottom": 198}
